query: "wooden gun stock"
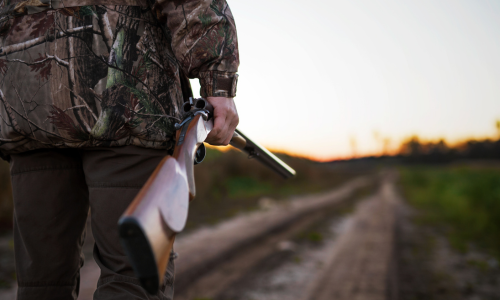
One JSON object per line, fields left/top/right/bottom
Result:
{"left": 118, "top": 98, "right": 295, "bottom": 294}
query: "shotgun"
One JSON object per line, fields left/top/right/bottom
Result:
{"left": 118, "top": 97, "right": 295, "bottom": 294}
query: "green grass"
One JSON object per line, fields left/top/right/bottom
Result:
{"left": 400, "top": 165, "right": 500, "bottom": 260}
{"left": 225, "top": 177, "right": 274, "bottom": 198}
{"left": 305, "top": 232, "right": 323, "bottom": 243}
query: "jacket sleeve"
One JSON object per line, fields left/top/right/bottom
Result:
{"left": 154, "top": 0, "right": 239, "bottom": 98}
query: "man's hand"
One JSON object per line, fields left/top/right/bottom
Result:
{"left": 205, "top": 97, "right": 239, "bottom": 145}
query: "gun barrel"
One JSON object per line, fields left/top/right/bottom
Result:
{"left": 230, "top": 129, "right": 296, "bottom": 179}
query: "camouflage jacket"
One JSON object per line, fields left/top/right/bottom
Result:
{"left": 0, "top": 0, "right": 239, "bottom": 157}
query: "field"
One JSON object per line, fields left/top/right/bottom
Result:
{"left": 2, "top": 152, "right": 500, "bottom": 298}
{"left": 400, "top": 165, "right": 500, "bottom": 260}
{"left": 188, "top": 147, "right": 369, "bottom": 230}
{"left": 0, "top": 147, "right": 371, "bottom": 232}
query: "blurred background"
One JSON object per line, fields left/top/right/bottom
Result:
{"left": 1, "top": 0, "right": 500, "bottom": 299}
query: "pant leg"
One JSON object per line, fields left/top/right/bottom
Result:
{"left": 10, "top": 149, "right": 89, "bottom": 300}
{"left": 82, "top": 146, "right": 175, "bottom": 300}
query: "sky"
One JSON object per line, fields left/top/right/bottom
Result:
{"left": 191, "top": 0, "right": 500, "bottom": 161}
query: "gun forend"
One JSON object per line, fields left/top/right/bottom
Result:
{"left": 230, "top": 129, "right": 296, "bottom": 179}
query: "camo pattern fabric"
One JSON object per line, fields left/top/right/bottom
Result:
{"left": 0, "top": 0, "right": 239, "bottom": 156}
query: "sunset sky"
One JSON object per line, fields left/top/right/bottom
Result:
{"left": 192, "top": 0, "right": 500, "bottom": 160}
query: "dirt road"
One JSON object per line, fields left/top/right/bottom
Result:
{"left": 2, "top": 173, "right": 407, "bottom": 300}
{"left": 189, "top": 173, "right": 400, "bottom": 300}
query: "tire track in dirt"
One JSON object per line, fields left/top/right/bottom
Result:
{"left": 173, "top": 176, "right": 374, "bottom": 300}
{"left": 303, "top": 173, "right": 399, "bottom": 300}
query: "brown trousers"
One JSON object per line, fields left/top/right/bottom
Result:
{"left": 10, "top": 146, "right": 175, "bottom": 300}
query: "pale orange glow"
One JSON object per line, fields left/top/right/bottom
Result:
{"left": 193, "top": 1, "right": 500, "bottom": 159}
{"left": 206, "top": 130, "right": 499, "bottom": 163}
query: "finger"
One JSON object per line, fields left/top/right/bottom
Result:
{"left": 229, "top": 113, "right": 239, "bottom": 131}
{"left": 217, "top": 116, "right": 232, "bottom": 145}
{"left": 214, "top": 105, "right": 236, "bottom": 142}
{"left": 207, "top": 109, "right": 226, "bottom": 143}
{"left": 223, "top": 132, "right": 232, "bottom": 146}
{"left": 223, "top": 115, "right": 239, "bottom": 145}
{"left": 221, "top": 107, "right": 239, "bottom": 143}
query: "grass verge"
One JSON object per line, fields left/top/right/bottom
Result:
{"left": 399, "top": 165, "right": 500, "bottom": 260}
{"left": 186, "top": 148, "right": 373, "bottom": 231}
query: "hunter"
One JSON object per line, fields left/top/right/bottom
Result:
{"left": 0, "top": 0, "right": 239, "bottom": 299}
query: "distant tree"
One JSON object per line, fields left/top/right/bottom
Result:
{"left": 434, "top": 139, "right": 448, "bottom": 154}
{"left": 399, "top": 136, "right": 423, "bottom": 157}
{"left": 376, "top": 120, "right": 500, "bottom": 163}
{"left": 496, "top": 120, "right": 500, "bottom": 139}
